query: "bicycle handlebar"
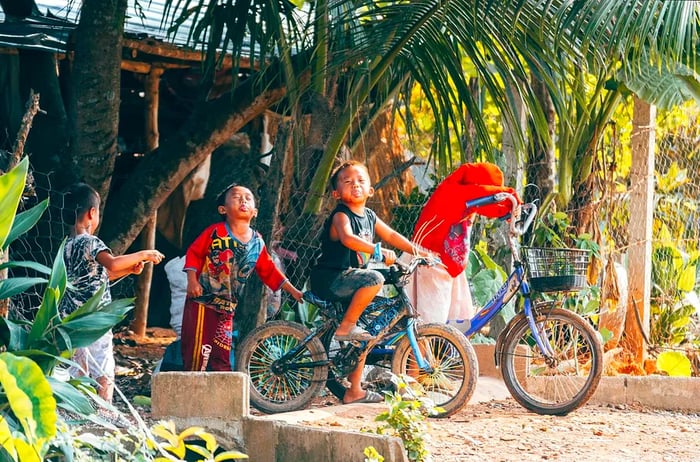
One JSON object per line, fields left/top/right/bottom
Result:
{"left": 465, "top": 192, "right": 537, "bottom": 236}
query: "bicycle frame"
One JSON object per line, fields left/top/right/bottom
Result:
{"left": 278, "top": 270, "right": 436, "bottom": 378}
{"left": 458, "top": 193, "right": 556, "bottom": 357}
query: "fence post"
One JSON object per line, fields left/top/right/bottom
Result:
{"left": 625, "top": 96, "right": 655, "bottom": 365}
{"left": 132, "top": 67, "right": 164, "bottom": 338}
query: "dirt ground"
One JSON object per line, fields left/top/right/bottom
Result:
{"left": 113, "top": 328, "right": 700, "bottom": 462}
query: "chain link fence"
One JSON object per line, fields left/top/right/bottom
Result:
{"left": 7, "top": 112, "right": 700, "bottom": 355}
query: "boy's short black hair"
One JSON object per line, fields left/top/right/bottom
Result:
{"left": 329, "top": 160, "right": 367, "bottom": 190}
{"left": 216, "top": 183, "right": 239, "bottom": 211}
{"left": 215, "top": 183, "right": 258, "bottom": 216}
{"left": 62, "top": 183, "right": 100, "bottom": 225}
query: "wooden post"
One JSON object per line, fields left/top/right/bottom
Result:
{"left": 131, "top": 67, "right": 164, "bottom": 338}
{"left": 624, "top": 97, "right": 655, "bottom": 365}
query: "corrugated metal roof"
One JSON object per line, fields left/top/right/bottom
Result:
{"left": 32, "top": 0, "right": 196, "bottom": 46}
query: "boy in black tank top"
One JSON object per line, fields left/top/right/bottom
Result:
{"left": 310, "top": 160, "right": 432, "bottom": 404}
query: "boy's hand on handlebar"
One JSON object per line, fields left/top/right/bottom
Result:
{"left": 381, "top": 248, "right": 397, "bottom": 265}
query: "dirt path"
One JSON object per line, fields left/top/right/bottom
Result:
{"left": 297, "top": 398, "right": 700, "bottom": 461}
{"left": 113, "top": 329, "right": 700, "bottom": 461}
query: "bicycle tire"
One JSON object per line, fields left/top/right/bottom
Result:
{"left": 391, "top": 323, "right": 478, "bottom": 418}
{"left": 498, "top": 306, "right": 603, "bottom": 415}
{"left": 236, "top": 320, "right": 328, "bottom": 414}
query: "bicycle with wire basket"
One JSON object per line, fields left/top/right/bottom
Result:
{"left": 461, "top": 192, "right": 603, "bottom": 415}
{"left": 236, "top": 256, "right": 479, "bottom": 418}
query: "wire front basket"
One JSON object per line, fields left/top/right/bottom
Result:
{"left": 522, "top": 247, "right": 590, "bottom": 292}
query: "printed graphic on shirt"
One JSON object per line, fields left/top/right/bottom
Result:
{"left": 195, "top": 228, "right": 263, "bottom": 313}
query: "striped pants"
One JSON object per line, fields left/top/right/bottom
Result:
{"left": 180, "top": 300, "right": 234, "bottom": 371}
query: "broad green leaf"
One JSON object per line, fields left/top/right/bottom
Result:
{"left": 0, "top": 353, "right": 57, "bottom": 441}
{"left": 470, "top": 269, "right": 504, "bottom": 308}
{"left": 28, "top": 241, "right": 67, "bottom": 347}
{"left": 4, "top": 199, "right": 48, "bottom": 250}
{"left": 0, "top": 416, "right": 19, "bottom": 460}
{"left": 0, "top": 277, "right": 47, "bottom": 299}
{"left": 47, "top": 376, "right": 95, "bottom": 415}
{"left": 0, "top": 260, "right": 52, "bottom": 275}
{"left": 656, "top": 351, "right": 692, "bottom": 377}
{"left": 0, "top": 157, "right": 29, "bottom": 250}
{"left": 0, "top": 317, "right": 29, "bottom": 351}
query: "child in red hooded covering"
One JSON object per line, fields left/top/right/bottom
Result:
{"left": 402, "top": 162, "right": 519, "bottom": 327}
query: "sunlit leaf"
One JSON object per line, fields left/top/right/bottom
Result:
{"left": 0, "top": 352, "right": 57, "bottom": 441}
{"left": 656, "top": 351, "right": 692, "bottom": 377}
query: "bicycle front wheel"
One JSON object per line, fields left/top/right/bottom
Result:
{"left": 391, "top": 323, "right": 478, "bottom": 418}
{"left": 498, "top": 306, "right": 603, "bottom": 415}
{"left": 236, "top": 320, "right": 328, "bottom": 414}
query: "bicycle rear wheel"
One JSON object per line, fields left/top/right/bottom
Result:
{"left": 236, "top": 320, "right": 328, "bottom": 414}
{"left": 498, "top": 305, "right": 603, "bottom": 415}
{"left": 391, "top": 323, "right": 478, "bottom": 418}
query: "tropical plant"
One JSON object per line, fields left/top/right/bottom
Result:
{"left": 372, "top": 375, "right": 439, "bottom": 462}
{"left": 0, "top": 157, "right": 134, "bottom": 461}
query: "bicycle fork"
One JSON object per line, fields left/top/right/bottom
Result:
{"left": 404, "top": 318, "right": 435, "bottom": 373}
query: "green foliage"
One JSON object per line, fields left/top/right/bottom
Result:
{"left": 0, "top": 352, "right": 56, "bottom": 462}
{"left": 0, "top": 158, "right": 135, "bottom": 461}
{"left": 649, "top": 243, "right": 698, "bottom": 348}
{"left": 278, "top": 288, "right": 321, "bottom": 328}
{"left": 0, "top": 157, "right": 29, "bottom": 251}
{"left": 372, "top": 376, "right": 439, "bottom": 462}
{"left": 529, "top": 211, "right": 600, "bottom": 257}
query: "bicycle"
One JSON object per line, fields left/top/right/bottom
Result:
{"left": 460, "top": 191, "right": 603, "bottom": 415}
{"left": 236, "top": 256, "right": 479, "bottom": 418}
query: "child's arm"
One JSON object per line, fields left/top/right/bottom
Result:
{"left": 375, "top": 218, "right": 433, "bottom": 258}
{"left": 280, "top": 280, "right": 303, "bottom": 302}
{"left": 97, "top": 249, "right": 164, "bottom": 280}
{"left": 255, "top": 246, "right": 303, "bottom": 301}
{"left": 331, "top": 212, "right": 376, "bottom": 255}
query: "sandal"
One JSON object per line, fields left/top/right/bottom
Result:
{"left": 334, "top": 325, "right": 375, "bottom": 342}
{"left": 344, "top": 390, "right": 384, "bottom": 404}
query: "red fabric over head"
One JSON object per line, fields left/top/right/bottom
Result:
{"left": 412, "top": 163, "right": 520, "bottom": 276}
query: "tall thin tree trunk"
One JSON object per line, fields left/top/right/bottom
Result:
{"left": 526, "top": 75, "right": 556, "bottom": 206}
{"left": 69, "top": 0, "right": 127, "bottom": 204}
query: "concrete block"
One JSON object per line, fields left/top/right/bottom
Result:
{"left": 624, "top": 376, "right": 697, "bottom": 410}
{"left": 473, "top": 343, "right": 500, "bottom": 378}
{"left": 590, "top": 375, "right": 627, "bottom": 405}
{"left": 241, "top": 417, "right": 279, "bottom": 462}
{"left": 151, "top": 371, "right": 249, "bottom": 420}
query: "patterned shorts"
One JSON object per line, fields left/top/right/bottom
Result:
{"left": 327, "top": 267, "right": 384, "bottom": 301}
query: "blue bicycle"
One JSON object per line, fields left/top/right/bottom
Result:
{"left": 461, "top": 192, "right": 603, "bottom": 415}
{"left": 236, "top": 256, "right": 478, "bottom": 418}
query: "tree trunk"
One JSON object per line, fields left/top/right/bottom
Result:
{"left": 526, "top": 75, "right": 556, "bottom": 206}
{"left": 68, "top": 0, "right": 127, "bottom": 204}
{"left": 236, "top": 123, "right": 290, "bottom": 343}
